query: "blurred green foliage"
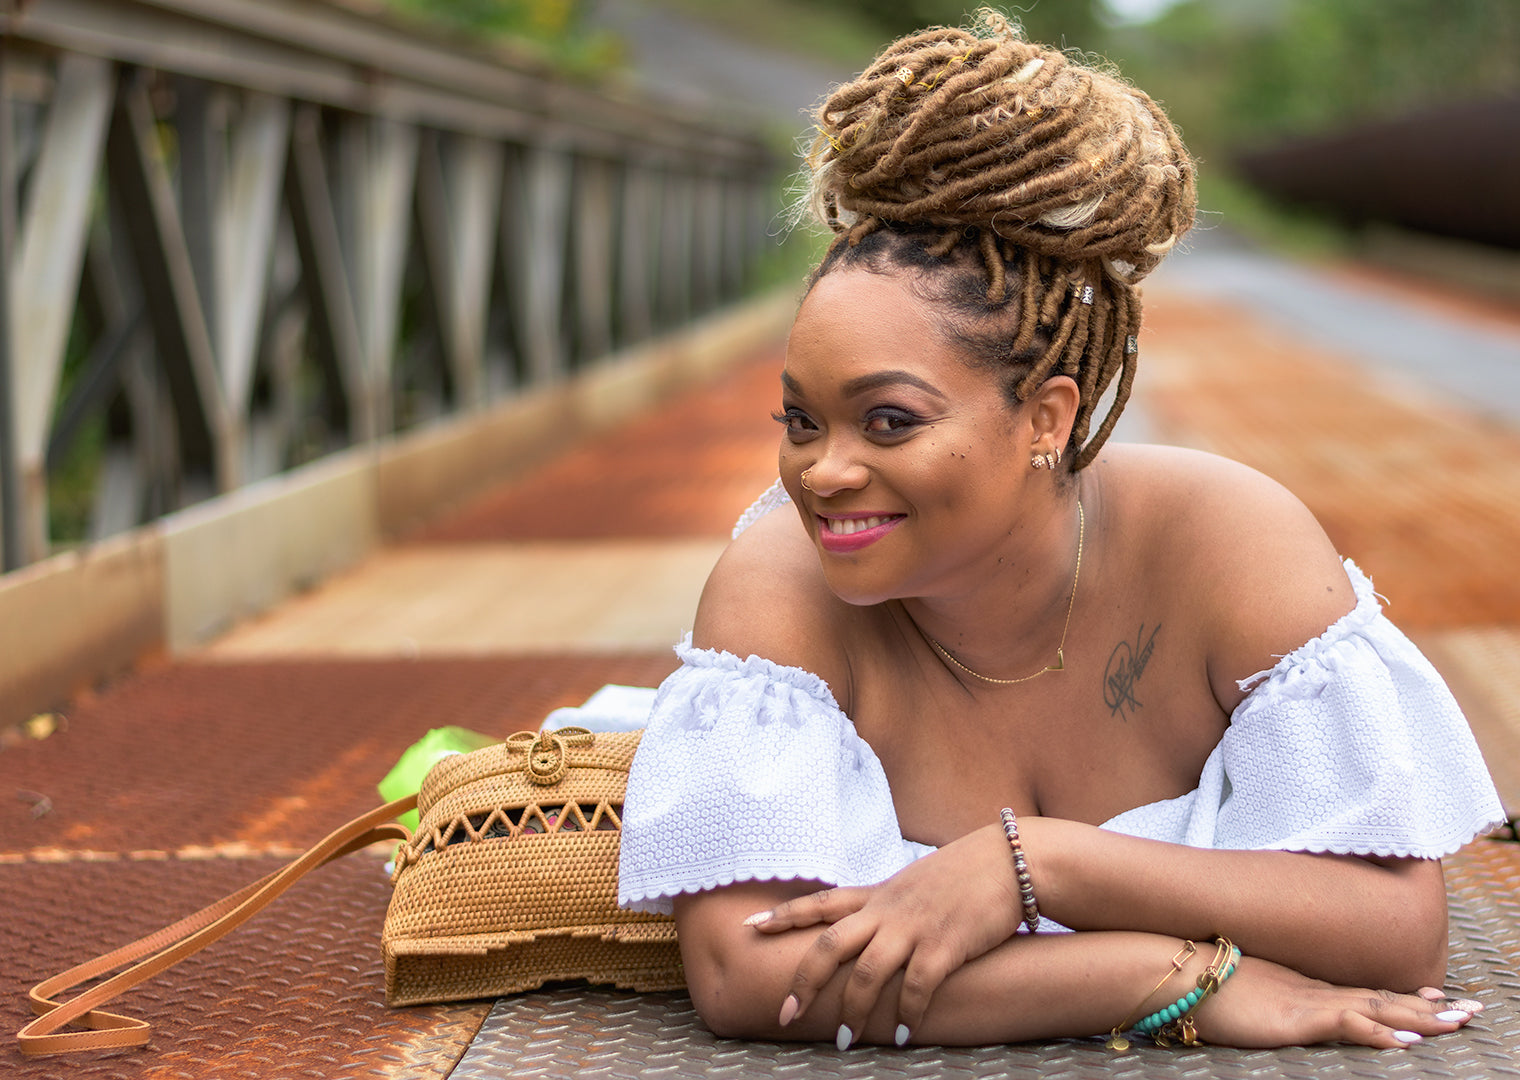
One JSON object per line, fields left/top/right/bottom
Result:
{"left": 1108, "top": 0, "right": 1520, "bottom": 161}
{"left": 381, "top": 0, "right": 623, "bottom": 74}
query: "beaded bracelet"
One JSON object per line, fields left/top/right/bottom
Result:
{"left": 998, "top": 808, "right": 1041, "bottom": 932}
{"left": 1135, "top": 937, "right": 1241, "bottom": 1047}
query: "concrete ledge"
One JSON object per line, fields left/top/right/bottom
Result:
{"left": 162, "top": 448, "right": 380, "bottom": 651}
{"left": 0, "top": 530, "right": 165, "bottom": 729}
{"left": 0, "top": 290, "right": 796, "bottom": 711}
{"left": 376, "top": 288, "right": 797, "bottom": 537}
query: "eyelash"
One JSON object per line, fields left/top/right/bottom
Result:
{"left": 770, "top": 406, "right": 923, "bottom": 440}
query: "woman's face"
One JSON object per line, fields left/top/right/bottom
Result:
{"left": 778, "top": 267, "right": 1040, "bottom": 606}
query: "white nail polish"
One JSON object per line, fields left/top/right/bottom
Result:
{"left": 836, "top": 1025, "right": 854, "bottom": 1051}
{"left": 894, "top": 1024, "right": 911, "bottom": 1047}
{"left": 742, "top": 911, "right": 771, "bottom": 927}
{"left": 1392, "top": 1030, "right": 1423, "bottom": 1044}
{"left": 1436, "top": 1009, "right": 1470, "bottom": 1023}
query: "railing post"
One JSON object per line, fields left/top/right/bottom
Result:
{"left": 0, "top": 39, "right": 20, "bottom": 571}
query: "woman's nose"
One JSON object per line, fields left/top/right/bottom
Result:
{"left": 801, "top": 446, "right": 869, "bottom": 496}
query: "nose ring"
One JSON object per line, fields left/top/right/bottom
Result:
{"left": 800, "top": 468, "right": 815, "bottom": 492}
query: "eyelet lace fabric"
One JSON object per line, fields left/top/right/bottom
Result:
{"left": 1101, "top": 559, "right": 1504, "bottom": 857}
{"left": 614, "top": 491, "right": 1504, "bottom": 914}
{"left": 618, "top": 636, "right": 934, "bottom": 914}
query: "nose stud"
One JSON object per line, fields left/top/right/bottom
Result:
{"left": 801, "top": 468, "right": 816, "bottom": 492}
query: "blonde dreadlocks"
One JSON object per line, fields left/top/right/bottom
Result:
{"left": 801, "top": 10, "right": 1195, "bottom": 470}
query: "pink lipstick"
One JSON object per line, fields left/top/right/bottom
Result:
{"left": 816, "top": 514, "right": 904, "bottom": 553}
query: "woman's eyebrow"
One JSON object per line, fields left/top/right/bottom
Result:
{"left": 840, "top": 370, "right": 948, "bottom": 400}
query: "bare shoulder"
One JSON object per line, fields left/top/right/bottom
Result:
{"left": 1097, "top": 444, "right": 1354, "bottom": 710}
{"left": 692, "top": 504, "right": 856, "bottom": 708}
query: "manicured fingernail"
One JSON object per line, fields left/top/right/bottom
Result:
{"left": 894, "top": 1023, "right": 911, "bottom": 1047}
{"left": 1392, "top": 1030, "right": 1423, "bottom": 1044}
{"left": 835, "top": 1024, "right": 854, "bottom": 1051}
{"left": 1417, "top": 986, "right": 1445, "bottom": 1001}
{"left": 778, "top": 995, "right": 799, "bottom": 1027}
{"left": 742, "top": 910, "right": 772, "bottom": 927}
{"left": 1446, "top": 997, "right": 1484, "bottom": 1013}
{"left": 1436, "top": 1009, "right": 1471, "bottom": 1023}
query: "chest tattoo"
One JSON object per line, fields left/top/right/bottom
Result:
{"left": 1103, "top": 622, "right": 1160, "bottom": 720}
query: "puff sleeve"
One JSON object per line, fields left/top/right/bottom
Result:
{"left": 618, "top": 636, "right": 933, "bottom": 914}
{"left": 1100, "top": 560, "right": 1505, "bottom": 856}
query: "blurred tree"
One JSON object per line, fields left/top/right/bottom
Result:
{"left": 1109, "top": 0, "right": 1520, "bottom": 158}
{"left": 825, "top": 0, "right": 1107, "bottom": 50}
{"left": 381, "top": 0, "right": 622, "bottom": 74}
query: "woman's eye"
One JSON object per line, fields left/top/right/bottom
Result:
{"left": 864, "top": 409, "right": 919, "bottom": 435}
{"left": 771, "top": 407, "right": 818, "bottom": 437}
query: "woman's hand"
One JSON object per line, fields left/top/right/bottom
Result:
{"left": 743, "top": 824, "right": 1022, "bottom": 1047}
{"left": 1189, "top": 956, "right": 1483, "bottom": 1050}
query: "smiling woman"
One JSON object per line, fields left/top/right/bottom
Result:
{"left": 611, "top": 7, "right": 1504, "bottom": 1056}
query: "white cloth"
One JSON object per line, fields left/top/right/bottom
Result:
{"left": 614, "top": 560, "right": 1505, "bottom": 916}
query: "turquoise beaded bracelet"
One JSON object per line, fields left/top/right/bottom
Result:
{"left": 1133, "top": 944, "right": 1240, "bottom": 1036}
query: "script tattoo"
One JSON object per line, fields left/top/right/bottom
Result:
{"left": 1103, "top": 622, "right": 1160, "bottom": 720}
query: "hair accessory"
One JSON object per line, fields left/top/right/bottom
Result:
{"left": 800, "top": 468, "right": 815, "bottom": 492}
{"left": 921, "top": 499, "right": 1083, "bottom": 685}
{"left": 1126, "top": 335, "right": 1138, "bottom": 355}
{"left": 1108, "top": 940, "right": 1197, "bottom": 1052}
{"left": 998, "top": 808, "right": 1041, "bottom": 931}
{"left": 895, "top": 65, "right": 914, "bottom": 86}
{"left": 1080, "top": 285, "right": 1094, "bottom": 305}
{"left": 1134, "top": 937, "right": 1241, "bottom": 1047}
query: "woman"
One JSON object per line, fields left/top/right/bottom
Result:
{"left": 616, "top": 12, "right": 1503, "bottom": 1052}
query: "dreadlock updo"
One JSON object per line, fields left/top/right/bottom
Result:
{"left": 801, "top": 9, "right": 1196, "bottom": 470}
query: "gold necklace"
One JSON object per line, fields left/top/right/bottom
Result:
{"left": 923, "top": 498, "right": 1084, "bottom": 686}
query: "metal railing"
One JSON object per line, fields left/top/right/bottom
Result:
{"left": 0, "top": 0, "right": 775, "bottom": 570}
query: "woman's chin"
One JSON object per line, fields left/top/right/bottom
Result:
{"left": 820, "top": 568, "right": 899, "bottom": 608}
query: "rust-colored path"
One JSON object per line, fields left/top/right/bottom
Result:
{"left": 4, "top": 256, "right": 1520, "bottom": 1078}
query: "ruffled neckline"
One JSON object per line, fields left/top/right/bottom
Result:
{"left": 1236, "top": 559, "right": 1381, "bottom": 694}
{"left": 674, "top": 633, "right": 842, "bottom": 711}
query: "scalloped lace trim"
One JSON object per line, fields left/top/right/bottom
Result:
{"left": 731, "top": 479, "right": 791, "bottom": 539}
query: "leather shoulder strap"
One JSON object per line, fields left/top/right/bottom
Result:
{"left": 18, "top": 795, "right": 417, "bottom": 1057}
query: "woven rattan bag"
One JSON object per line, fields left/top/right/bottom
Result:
{"left": 18, "top": 726, "right": 683, "bottom": 1057}
{"left": 385, "top": 726, "right": 682, "bottom": 1004}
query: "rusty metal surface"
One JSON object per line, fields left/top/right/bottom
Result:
{"left": 1, "top": 855, "right": 487, "bottom": 1080}
{"left": 0, "top": 654, "right": 677, "bottom": 856}
{"left": 1137, "top": 295, "right": 1520, "bottom": 629}
{"left": 413, "top": 348, "right": 784, "bottom": 542}
{"left": 451, "top": 840, "right": 1520, "bottom": 1080}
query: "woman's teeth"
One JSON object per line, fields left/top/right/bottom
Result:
{"left": 826, "top": 516, "right": 891, "bottom": 535}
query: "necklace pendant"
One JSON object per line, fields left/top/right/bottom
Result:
{"left": 1049, "top": 648, "right": 1064, "bottom": 672}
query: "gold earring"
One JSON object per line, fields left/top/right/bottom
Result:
{"left": 800, "top": 468, "right": 815, "bottom": 492}
{"left": 1053, "top": 447, "right": 1063, "bottom": 467}
{"left": 1031, "top": 455, "right": 1046, "bottom": 470}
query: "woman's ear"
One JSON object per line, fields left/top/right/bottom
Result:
{"left": 1026, "top": 375, "right": 1080, "bottom": 451}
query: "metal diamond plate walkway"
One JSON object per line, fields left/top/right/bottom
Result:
{"left": 3, "top": 244, "right": 1519, "bottom": 1079}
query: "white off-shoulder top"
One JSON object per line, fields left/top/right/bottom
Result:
{"left": 612, "top": 487, "right": 1505, "bottom": 916}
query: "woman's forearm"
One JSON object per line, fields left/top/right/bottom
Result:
{"left": 677, "top": 882, "right": 1218, "bottom": 1046}
{"left": 1020, "top": 817, "right": 1448, "bottom": 989}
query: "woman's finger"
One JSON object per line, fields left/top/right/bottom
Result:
{"left": 745, "top": 887, "right": 868, "bottom": 933}
{"left": 777, "top": 915, "right": 877, "bottom": 1027}
{"left": 833, "top": 933, "right": 918, "bottom": 1049}
{"left": 894, "top": 940, "right": 963, "bottom": 1042}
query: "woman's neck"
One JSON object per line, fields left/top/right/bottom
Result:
{"left": 897, "top": 482, "right": 1093, "bottom": 687}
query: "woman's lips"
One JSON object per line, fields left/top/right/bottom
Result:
{"left": 816, "top": 513, "right": 905, "bottom": 553}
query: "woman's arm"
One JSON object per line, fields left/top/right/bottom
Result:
{"left": 1018, "top": 819, "right": 1448, "bottom": 989}
{"left": 681, "top": 876, "right": 1471, "bottom": 1050}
